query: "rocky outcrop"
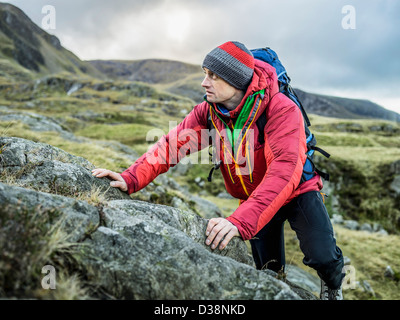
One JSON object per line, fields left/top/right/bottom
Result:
{"left": 0, "top": 137, "right": 316, "bottom": 299}
{"left": 0, "top": 136, "right": 130, "bottom": 200}
{"left": 0, "top": 110, "right": 83, "bottom": 142}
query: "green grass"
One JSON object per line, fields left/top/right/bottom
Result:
{"left": 310, "top": 114, "right": 400, "bottom": 165}
{"left": 0, "top": 121, "right": 132, "bottom": 172}
{"left": 0, "top": 204, "right": 89, "bottom": 299}
{"left": 75, "top": 123, "right": 158, "bottom": 147}
{"left": 283, "top": 224, "right": 400, "bottom": 300}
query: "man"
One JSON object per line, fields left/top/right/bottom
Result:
{"left": 92, "top": 41, "right": 344, "bottom": 300}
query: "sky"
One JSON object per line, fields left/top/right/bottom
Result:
{"left": 4, "top": 0, "right": 400, "bottom": 114}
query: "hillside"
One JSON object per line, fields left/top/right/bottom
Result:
{"left": 89, "top": 59, "right": 201, "bottom": 84}
{"left": 0, "top": 2, "right": 103, "bottom": 82}
{"left": 89, "top": 60, "right": 400, "bottom": 122}
{"left": 295, "top": 89, "right": 400, "bottom": 122}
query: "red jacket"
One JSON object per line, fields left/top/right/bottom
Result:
{"left": 121, "top": 59, "right": 323, "bottom": 240}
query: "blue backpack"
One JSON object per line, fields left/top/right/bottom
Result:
{"left": 251, "top": 47, "right": 330, "bottom": 183}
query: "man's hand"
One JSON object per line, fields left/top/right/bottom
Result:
{"left": 92, "top": 168, "right": 128, "bottom": 192}
{"left": 205, "top": 218, "right": 240, "bottom": 251}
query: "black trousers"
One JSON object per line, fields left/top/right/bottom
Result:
{"left": 250, "top": 191, "right": 344, "bottom": 290}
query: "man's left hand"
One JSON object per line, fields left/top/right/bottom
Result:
{"left": 205, "top": 218, "right": 240, "bottom": 250}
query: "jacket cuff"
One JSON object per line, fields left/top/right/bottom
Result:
{"left": 226, "top": 216, "right": 249, "bottom": 241}
{"left": 120, "top": 171, "right": 136, "bottom": 195}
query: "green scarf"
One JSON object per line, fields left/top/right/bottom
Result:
{"left": 209, "top": 89, "right": 265, "bottom": 153}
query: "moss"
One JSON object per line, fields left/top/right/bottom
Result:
{"left": 316, "top": 156, "right": 400, "bottom": 234}
{"left": 75, "top": 123, "right": 157, "bottom": 147}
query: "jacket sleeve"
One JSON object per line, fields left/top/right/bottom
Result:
{"left": 120, "top": 103, "right": 209, "bottom": 194}
{"left": 226, "top": 98, "right": 307, "bottom": 240}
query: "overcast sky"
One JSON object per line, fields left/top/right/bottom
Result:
{"left": 4, "top": 0, "right": 400, "bottom": 114}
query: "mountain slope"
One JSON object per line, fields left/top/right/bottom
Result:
{"left": 89, "top": 59, "right": 201, "bottom": 84}
{"left": 0, "top": 2, "right": 103, "bottom": 81}
{"left": 295, "top": 89, "right": 400, "bottom": 122}
{"left": 89, "top": 59, "right": 399, "bottom": 122}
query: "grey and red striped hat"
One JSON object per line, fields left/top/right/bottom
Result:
{"left": 202, "top": 41, "right": 255, "bottom": 90}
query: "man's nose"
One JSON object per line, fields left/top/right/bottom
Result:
{"left": 201, "top": 76, "right": 209, "bottom": 88}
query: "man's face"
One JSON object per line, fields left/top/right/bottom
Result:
{"left": 201, "top": 68, "right": 242, "bottom": 110}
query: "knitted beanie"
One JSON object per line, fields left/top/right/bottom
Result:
{"left": 202, "top": 41, "right": 255, "bottom": 90}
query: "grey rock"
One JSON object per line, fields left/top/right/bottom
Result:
{"left": 0, "top": 137, "right": 130, "bottom": 200}
{"left": 390, "top": 160, "right": 400, "bottom": 175}
{"left": 331, "top": 214, "right": 344, "bottom": 225}
{"left": 169, "top": 160, "right": 192, "bottom": 176}
{"left": 361, "top": 280, "right": 375, "bottom": 297}
{"left": 343, "top": 220, "right": 359, "bottom": 230}
{"left": 377, "top": 229, "right": 389, "bottom": 236}
{"left": 384, "top": 266, "right": 395, "bottom": 279}
{"left": 154, "top": 185, "right": 166, "bottom": 195}
{"left": 67, "top": 83, "right": 83, "bottom": 96}
{"left": 372, "top": 222, "right": 388, "bottom": 235}
{"left": 148, "top": 174, "right": 223, "bottom": 219}
{"left": 0, "top": 183, "right": 99, "bottom": 243}
{"left": 343, "top": 256, "right": 351, "bottom": 266}
{"left": 0, "top": 181, "right": 315, "bottom": 300}
{"left": 96, "top": 140, "right": 139, "bottom": 163}
{"left": 285, "top": 265, "right": 320, "bottom": 294}
{"left": 360, "top": 223, "right": 373, "bottom": 233}
{"left": 0, "top": 138, "right": 317, "bottom": 300}
{"left": 102, "top": 199, "right": 253, "bottom": 266}
{"left": 217, "top": 192, "right": 235, "bottom": 199}
{"left": 389, "top": 175, "right": 400, "bottom": 197}
{"left": 0, "top": 111, "right": 83, "bottom": 142}
{"left": 190, "top": 195, "right": 223, "bottom": 219}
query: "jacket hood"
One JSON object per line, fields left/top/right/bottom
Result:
{"left": 216, "top": 59, "right": 280, "bottom": 119}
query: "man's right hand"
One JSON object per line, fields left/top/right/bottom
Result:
{"left": 91, "top": 168, "right": 128, "bottom": 192}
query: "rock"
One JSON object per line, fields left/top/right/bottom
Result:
{"left": 67, "top": 83, "right": 82, "bottom": 96}
{"left": 169, "top": 160, "right": 192, "bottom": 176}
{"left": 372, "top": 222, "right": 388, "bottom": 235}
{"left": 189, "top": 195, "right": 223, "bottom": 219}
{"left": 193, "top": 176, "right": 206, "bottom": 188}
{"left": 0, "top": 182, "right": 99, "bottom": 243}
{"left": 0, "top": 137, "right": 130, "bottom": 200}
{"left": 0, "top": 110, "right": 140, "bottom": 165}
{"left": 0, "top": 181, "right": 315, "bottom": 300}
{"left": 0, "top": 110, "right": 83, "bottom": 142}
{"left": 150, "top": 174, "right": 223, "bottom": 219}
{"left": 384, "top": 266, "right": 395, "bottom": 279}
{"left": 377, "top": 229, "right": 389, "bottom": 236}
{"left": 101, "top": 199, "right": 253, "bottom": 265}
{"left": 285, "top": 265, "right": 320, "bottom": 294}
{"left": 343, "top": 256, "right": 351, "bottom": 266}
{"left": 154, "top": 185, "right": 166, "bottom": 196}
{"left": 361, "top": 280, "right": 375, "bottom": 297}
{"left": 0, "top": 137, "right": 317, "bottom": 300}
{"left": 389, "top": 175, "right": 400, "bottom": 197}
{"left": 360, "top": 223, "right": 373, "bottom": 233}
{"left": 331, "top": 213, "right": 344, "bottom": 225}
{"left": 343, "top": 220, "right": 359, "bottom": 230}
{"left": 96, "top": 140, "right": 139, "bottom": 163}
{"left": 217, "top": 192, "right": 235, "bottom": 199}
